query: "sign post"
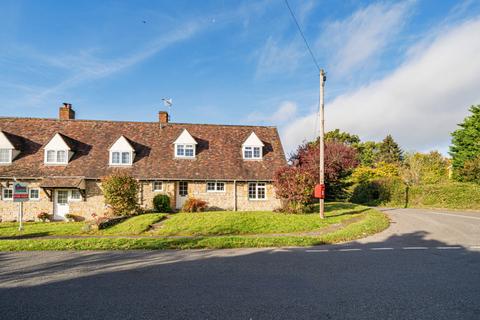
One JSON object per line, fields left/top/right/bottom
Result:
{"left": 13, "top": 182, "right": 28, "bottom": 231}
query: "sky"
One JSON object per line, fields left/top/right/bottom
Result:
{"left": 1, "top": 0, "right": 480, "bottom": 157}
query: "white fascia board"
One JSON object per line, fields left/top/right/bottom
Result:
{"left": 44, "top": 133, "right": 71, "bottom": 150}
{"left": 242, "top": 132, "right": 264, "bottom": 147}
{"left": 109, "top": 136, "right": 135, "bottom": 151}
{"left": 173, "top": 129, "right": 197, "bottom": 145}
{"left": 0, "top": 131, "right": 15, "bottom": 149}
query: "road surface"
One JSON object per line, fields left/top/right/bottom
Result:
{"left": 1, "top": 208, "right": 479, "bottom": 319}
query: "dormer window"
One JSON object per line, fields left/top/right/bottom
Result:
{"left": 173, "top": 129, "right": 197, "bottom": 159}
{"left": 43, "top": 133, "right": 73, "bottom": 165}
{"left": 109, "top": 136, "right": 135, "bottom": 166}
{"left": 242, "top": 132, "right": 264, "bottom": 160}
{"left": 0, "top": 131, "right": 19, "bottom": 164}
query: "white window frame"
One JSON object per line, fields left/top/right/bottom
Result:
{"left": 44, "top": 149, "right": 69, "bottom": 165}
{"left": 248, "top": 182, "right": 267, "bottom": 200}
{"left": 206, "top": 181, "right": 225, "bottom": 193}
{"left": 0, "top": 148, "right": 12, "bottom": 164}
{"left": 175, "top": 144, "right": 195, "bottom": 158}
{"left": 243, "top": 146, "right": 262, "bottom": 160}
{"left": 29, "top": 188, "right": 40, "bottom": 201}
{"left": 109, "top": 151, "right": 133, "bottom": 166}
{"left": 2, "top": 187, "right": 13, "bottom": 201}
{"left": 152, "top": 181, "right": 164, "bottom": 192}
{"left": 69, "top": 189, "right": 82, "bottom": 202}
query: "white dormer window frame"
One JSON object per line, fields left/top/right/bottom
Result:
{"left": 109, "top": 150, "right": 133, "bottom": 166}
{"left": 242, "top": 132, "right": 264, "bottom": 160}
{"left": 0, "top": 148, "right": 12, "bottom": 164}
{"left": 173, "top": 129, "right": 197, "bottom": 159}
{"left": 44, "top": 149, "right": 69, "bottom": 165}
{"left": 109, "top": 136, "right": 135, "bottom": 166}
{"left": 175, "top": 144, "right": 196, "bottom": 158}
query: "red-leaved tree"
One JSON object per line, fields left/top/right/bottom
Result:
{"left": 274, "top": 141, "right": 358, "bottom": 212}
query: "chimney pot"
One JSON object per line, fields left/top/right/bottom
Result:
{"left": 159, "top": 111, "right": 169, "bottom": 124}
{"left": 59, "top": 103, "right": 75, "bottom": 120}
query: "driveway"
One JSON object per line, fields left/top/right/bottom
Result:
{"left": 0, "top": 208, "right": 479, "bottom": 320}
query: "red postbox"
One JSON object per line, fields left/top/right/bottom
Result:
{"left": 314, "top": 184, "right": 325, "bottom": 199}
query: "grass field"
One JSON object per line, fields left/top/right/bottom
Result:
{"left": 0, "top": 203, "right": 389, "bottom": 250}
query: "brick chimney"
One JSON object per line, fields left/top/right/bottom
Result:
{"left": 159, "top": 111, "right": 169, "bottom": 124}
{"left": 59, "top": 103, "right": 75, "bottom": 120}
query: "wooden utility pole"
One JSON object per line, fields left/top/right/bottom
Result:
{"left": 319, "top": 69, "right": 326, "bottom": 219}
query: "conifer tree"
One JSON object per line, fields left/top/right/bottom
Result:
{"left": 378, "top": 134, "right": 403, "bottom": 164}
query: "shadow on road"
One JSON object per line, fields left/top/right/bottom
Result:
{"left": 0, "top": 231, "right": 479, "bottom": 320}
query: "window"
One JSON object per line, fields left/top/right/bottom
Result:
{"left": 178, "top": 181, "right": 188, "bottom": 197}
{"left": 206, "top": 182, "right": 225, "bottom": 192}
{"left": 2, "top": 188, "right": 13, "bottom": 201}
{"left": 248, "top": 182, "right": 266, "bottom": 200}
{"left": 176, "top": 144, "right": 195, "bottom": 158}
{"left": 0, "top": 149, "right": 11, "bottom": 163}
{"left": 70, "top": 190, "right": 81, "bottom": 201}
{"left": 153, "top": 181, "right": 163, "bottom": 192}
{"left": 110, "top": 151, "right": 132, "bottom": 165}
{"left": 29, "top": 188, "right": 40, "bottom": 200}
{"left": 45, "top": 150, "right": 68, "bottom": 164}
{"left": 244, "top": 146, "right": 262, "bottom": 159}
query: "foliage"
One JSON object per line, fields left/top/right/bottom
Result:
{"left": 401, "top": 151, "right": 450, "bottom": 185}
{"left": 377, "top": 134, "right": 403, "bottom": 164}
{"left": 351, "top": 162, "right": 400, "bottom": 184}
{"left": 450, "top": 105, "right": 480, "bottom": 179}
{"left": 182, "top": 198, "right": 208, "bottom": 212}
{"left": 325, "top": 129, "right": 360, "bottom": 146}
{"left": 355, "top": 141, "right": 381, "bottom": 166}
{"left": 350, "top": 178, "right": 406, "bottom": 206}
{"left": 275, "top": 141, "right": 359, "bottom": 211}
{"left": 101, "top": 172, "right": 139, "bottom": 216}
{"left": 65, "top": 214, "right": 83, "bottom": 222}
{"left": 153, "top": 194, "right": 172, "bottom": 213}
{"left": 37, "top": 212, "right": 52, "bottom": 222}
{"left": 456, "top": 155, "right": 480, "bottom": 183}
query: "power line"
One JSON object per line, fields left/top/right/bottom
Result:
{"left": 284, "top": 0, "right": 320, "bottom": 72}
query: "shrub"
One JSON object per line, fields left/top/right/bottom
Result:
{"left": 65, "top": 214, "right": 83, "bottom": 222}
{"left": 153, "top": 194, "right": 172, "bottom": 212}
{"left": 456, "top": 156, "right": 480, "bottom": 183}
{"left": 37, "top": 212, "right": 52, "bottom": 222}
{"left": 182, "top": 198, "right": 208, "bottom": 212}
{"left": 101, "top": 172, "right": 139, "bottom": 216}
{"left": 350, "top": 178, "right": 406, "bottom": 206}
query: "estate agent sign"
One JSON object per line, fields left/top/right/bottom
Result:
{"left": 13, "top": 182, "right": 29, "bottom": 202}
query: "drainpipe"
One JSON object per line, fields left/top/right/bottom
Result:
{"left": 233, "top": 180, "right": 237, "bottom": 211}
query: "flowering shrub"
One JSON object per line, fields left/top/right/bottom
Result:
{"left": 37, "top": 212, "right": 52, "bottom": 222}
{"left": 182, "top": 198, "right": 208, "bottom": 212}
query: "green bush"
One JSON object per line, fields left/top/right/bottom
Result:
{"left": 153, "top": 194, "right": 172, "bottom": 213}
{"left": 101, "top": 172, "right": 139, "bottom": 216}
{"left": 350, "top": 178, "right": 405, "bottom": 206}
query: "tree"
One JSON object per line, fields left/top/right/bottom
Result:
{"left": 456, "top": 155, "right": 480, "bottom": 183}
{"left": 325, "top": 129, "right": 360, "bottom": 146}
{"left": 274, "top": 141, "right": 359, "bottom": 212}
{"left": 355, "top": 141, "right": 381, "bottom": 166}
{"left": 401, "top": 151, "right": 449, "bottom": 185}
{"left": 101, "top": 172, "right": 139, "bottom": 216}
{"left": 450, "top": 105, "right": 480, "bottom": 180}
{"left": 378, "top": 135, "right": 403, "bottom": 164}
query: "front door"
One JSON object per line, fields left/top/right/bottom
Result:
{"left": 54, "top": 190, "right": 69, "bottom": 220}
{"left": 176, "top": 181, "right": 188, "bottom": 209}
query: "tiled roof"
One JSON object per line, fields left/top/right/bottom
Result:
{"left": 0, "top": 117, "right": 286, "bottom": 181}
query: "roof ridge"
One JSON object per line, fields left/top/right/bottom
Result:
{"left": 0, "top": 116, "right": 278, "bottom": 128}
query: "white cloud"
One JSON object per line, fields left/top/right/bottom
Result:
{"left": 255, "top": 37, "right": 304, "bottom": 77}
{"left": 281, "top": 18, "right": 480, "bottom": 154}
{"left": 246, "top": 101, "right": 298, "bottom": 124}
{"left": 319, "top": 2, "right": 413, "bottom": 76}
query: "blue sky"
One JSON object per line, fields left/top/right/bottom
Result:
{"left": 1, "top": 0, "right": 480, "bottom": 155}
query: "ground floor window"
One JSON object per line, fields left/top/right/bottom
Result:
{"left": 152, "top": 181, "right": 163, "bottom": 192}
{"left": 206, "top": 181, "right": 225, "bottom": 192}
{"left": 248, "top": 182, "right": 266, "bottom": 200}
{"left": 29, "top": 188, "right": 40, "bottom": 200}
{"left": 69, "top": 189, "right": 82, "bottom": 201}
{"left": 178, "top": 181, "right": 188, "bottom": 197}
{"left": 2, "top": 188, "right": 13, "bottom": 201}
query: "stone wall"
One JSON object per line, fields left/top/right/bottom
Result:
{"left": 0, "top": 179, "right": 282, "bottom": 221}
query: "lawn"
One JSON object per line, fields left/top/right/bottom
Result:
{"left": 151, "top": 202, "right": 369, "bottom": 236}
{"left": 0, "top": 203, "right": 390, "bottom": 250}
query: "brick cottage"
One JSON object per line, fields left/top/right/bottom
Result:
{"left": 0, "top": 104, "right": 287, "bottom": 221}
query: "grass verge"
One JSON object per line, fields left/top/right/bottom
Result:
{"left": 0, "top": 209, "right": 389, "bottom": 250}
{"left": 99, "top": 214, "right": 166, "bottom": 235}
